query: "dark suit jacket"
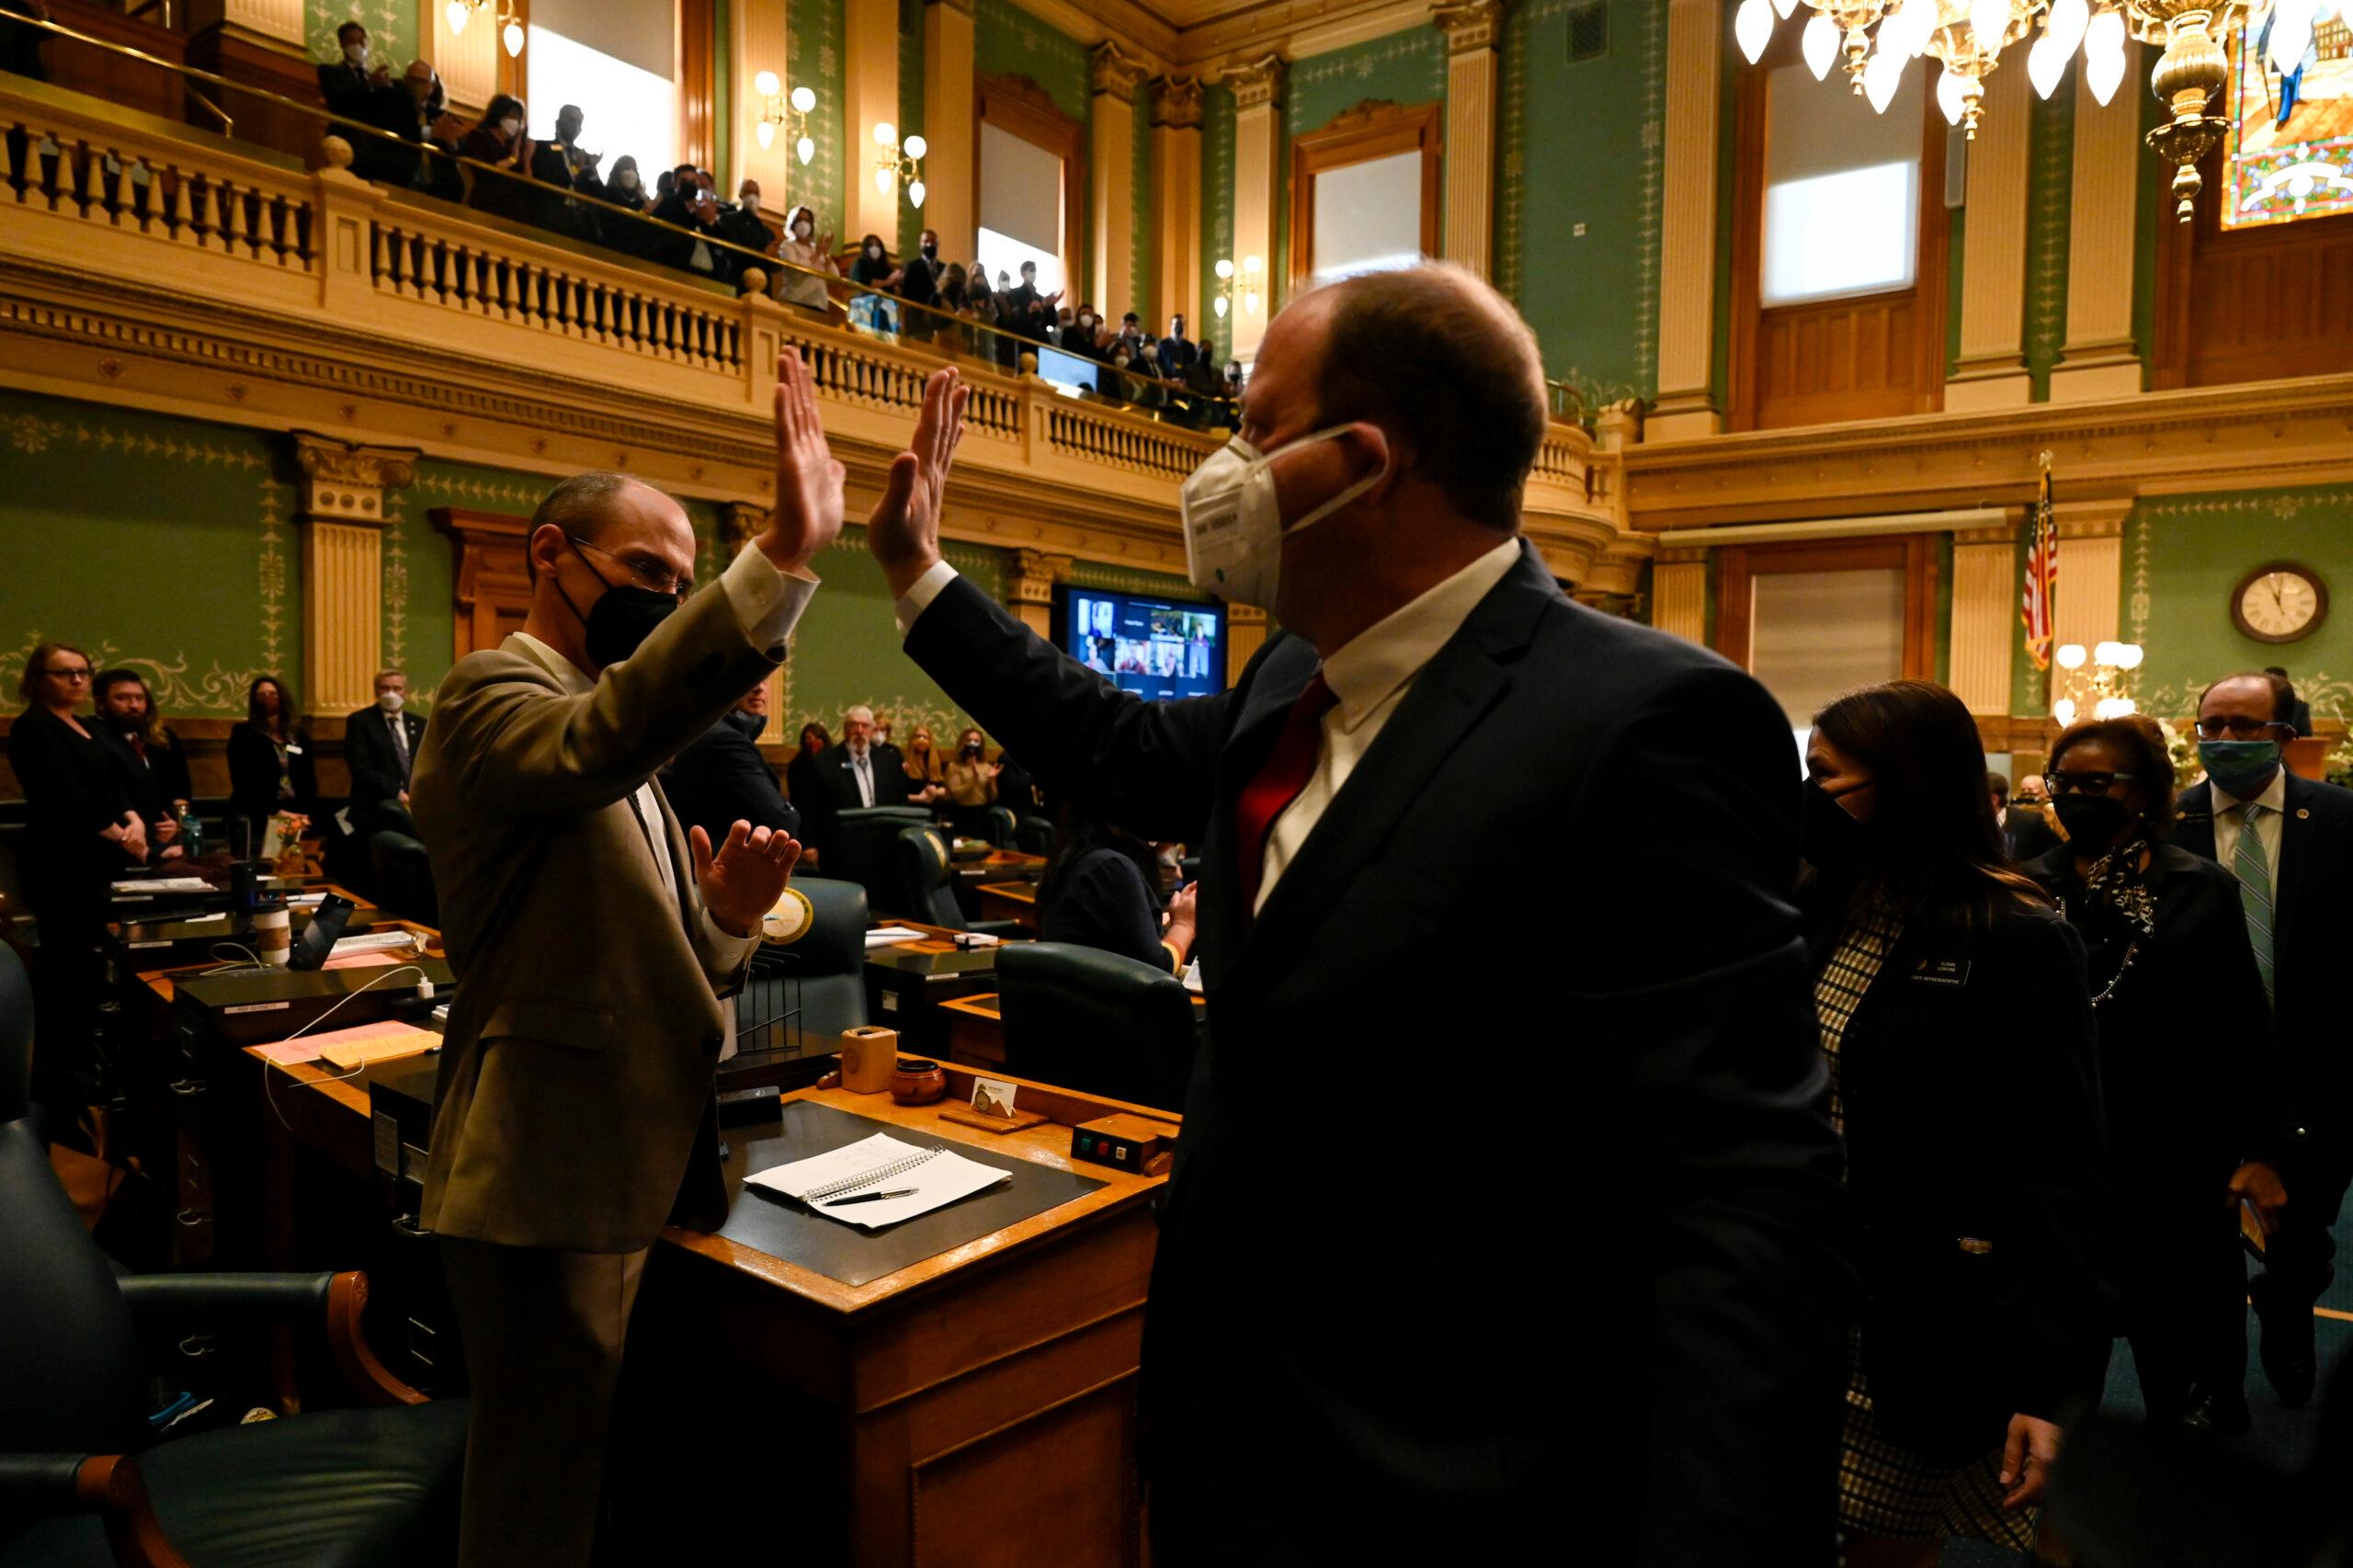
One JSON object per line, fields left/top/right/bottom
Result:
{"left": 903, "top": 542, "right": 1855, "bottom": 1562}
{"left": 345, "top": 705, "right": 427, "bottom": 807}
{"left": 316, "top": 62, "right": 380, "bottom": 128}
{"left": 6, "top": 707, "right": 131, "bottom": 911}
{"left": 226, "top": 722, "right": 317, "bottom": 842}
{"left": 2176, "top": 774, "right": 2353, "bottom": 1158}
{"left": 659, "top": 713, "right": 801, "bottom": 846}
{"left": 794, "top": 744, "right": 921, "bottom": 857}
{"left": 1828, "top": 903, "right": 2117, "bottom": 1460}
{"left": 2006, "top": 801, "right": 2062, "bottom": 863}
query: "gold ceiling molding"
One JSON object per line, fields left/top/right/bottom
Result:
{"left": 1151, "top": 74, "right": 1208, "bottom": 127}
{"left": 1623, "top": 373, "right": 2353, "bottom": 532}
{"left": 1005, "top": 0, "right": 1439, "bottom": 75}
{"left": 1089, "top": 37, "right": 1155, "bottom": 96}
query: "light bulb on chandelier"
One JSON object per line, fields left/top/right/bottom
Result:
{"left": 445, "top": 0, "right": 466, "bottom": 33}
{"left": 2084, "top": 6, "right": 2127, "bottom": 105}
{"left": 2026, "top": 28, "right": 2067, "bottom": 99}
{"left": 1735, "top": 0, "right": 1773, "bottom": 64}
{"left": 1969, "top": 0, "right": 2012, "bottom": 47}
{"left": 2045, "top": 0, "right": 2091, "bottom": 59}
{"left": 1801, "top": 12, "right": 1838, "bottom": 79}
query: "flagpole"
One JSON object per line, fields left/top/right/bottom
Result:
{"left": 2040, "top": 449, "right": 2054, "bottom": 723}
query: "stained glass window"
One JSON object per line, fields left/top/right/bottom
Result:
{"left": 2221, "top": 9, "right": 2353, "bottom": 229}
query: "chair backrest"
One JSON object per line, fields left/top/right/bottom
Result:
{"left": 0, "top": 943, "right": 28, "bottom": 1124}
{"left": 830, "top": 807, "right": 933, "bottom": 916}
{"left": 1014, "top": 814, "right": 1055, "bottom": 858}
{"left": 0, "top": 1114, "right": 148, "bottom": 1458}
{"left": 984, "top": 806, "right": 1018, "bottom": 849}
{"left": 995, "top": 942, "right": 1197, "bottom": 1110}
{"left": 370, "top": 832, "right": 440, "bottom": 927}
{"left": 765, "top": 876, "right": 869, "bottom": 1036}
{"left": 896, "top": 826, "right": 966, "bottom": 930}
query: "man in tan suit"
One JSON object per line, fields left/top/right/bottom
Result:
{"left": 409, "top": 350, "right": 963, "bottom": 1565}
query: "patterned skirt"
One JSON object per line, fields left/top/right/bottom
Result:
{"left": 1838, "top": 1330, "right": 2039, "bottom": 1551}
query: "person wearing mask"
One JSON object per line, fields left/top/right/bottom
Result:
{"left": 659, "top": 680, "right": 801, "bottom": 847}
{"left": 1158, "top": 313, "right": 1197, "bottom": 377}
{"left": 2006, "top": 772, "right": 2060, "bottom": 861}
{"left": 961, "top": 271, "right": 1002, "bottom": 361}
{"left": 345, "top": 667, "right": 427, "bottom": 836}
{"left": 901, "top": 725, "right": 947, "bottom": 790}
{"left": 898, "top": 227, "right": 943, "bottom": 345}
{"left": 719, "top": 180, "right": 778, "bottom": 267}
{"left": 781, "top": 721, "right": 831, "bottom": 846}
{"left": 848, "top": 234, "right": 900, "bottom": 334}
{"left": 1801, "top": 679, "right": 2114, "bottom": 1567}
{"left": 317, "top": 20, "right": 391, "bottom": 136}
{"left": 1037, "top": 812, "right": 1198, "bottom": 973}
{"left": 771, "top": 205, "right": 837, "bottom": 315}
{"left": 1064, "top": 306, "right": 1107, "bottom": 362}
{"left": 797, "top": 703, "right": 938, "bottom": 862}
{"left": 2177, "top": 670, "right": 2353, "bottom": 1408}
{"left": 861, "top": 267, "right": 1856, "bottom": 1561}
{"left": 93, "top": 668, "right": 191, "bottom": 856}
{"left": 650, "top": 165, "right": 726, "bottom": 278}
{"left": 409, "top": 347, "right": 877, "bottom": 1568}
{"left": 528, "top": 103, "right": 604, "bottom": 240}
{"left": 1005, "top": 259, "right": 1061, "bottom": 341}
{"left": 592, "top": 154, "right": 654, "bottom": 258}
{"left": 8, "top": 643, "right": 142, "bottom": 1099}
{"left": 374, "top": 59, "right": 465, "bottom": 198}
{"left": 2023, "top": 714, "right": 2288, "bottom": 1434}
{"left": 941, "top": 726, "right": 999, "bottom": 838}
{"left": 227, "top": 675, "right": 316, "bottom": 852}
{"left": 459, "top": 95, "right": 532, "bottom": 222}
{"left": 1101, "top": 342, "right": 1136, "bottom": 404}
{"left": 1184, "top": 337, "right": 1223, "bottom": 399}
{"left": 1131, "top": 341, "right": 1167, "bottom": 410}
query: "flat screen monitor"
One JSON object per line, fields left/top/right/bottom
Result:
{"left": 1056, "top": 586, "right": 1226, "bottom": 701}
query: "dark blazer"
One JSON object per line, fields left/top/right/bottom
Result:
{"left": 6, "top": 707, "right": 131, "bottom": 906}
{"left": 1038, "top": 846, "right": 1169, "bottom": 971}
{"left": 659, "top": 713, "right": 801, "bottom": 846}
{"left": 1828, "top": 902, "right": 2118, "bottom": 1460}
{"left": 226, "top": 722, "right": 317, "bottom": 842}
{"left": 95, "top": 725, "right": 191, "bottom": 845}
{"left": 903, "top": 542, "right": 1855, "bottom": 1562}
{"left": 315, "top": 62, "right": 380, "bottom": 128}
{"left": 345, "top": 705, "right": 427, "bottom": 807}
{"left": 2006, "top": 802, "right": 2062, "bottom": 863}
{"left": 2176, "top": 774, "right": 2353, "bottom": 1154}
{"left": 793, "top": 744, "right": 922, "bottom": 858}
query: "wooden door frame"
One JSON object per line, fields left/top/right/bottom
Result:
{"left": 1713, "top": 535, "right": 1939, "bottom": 682}
{"left": 975, "top": 74, "right": 1086, "bottom": 290}
{"left": 434, "top": 507, "right": 534, "bottom": 662}
{"left": 1728, "top": 40, "right": 1949, "bottom": 430}
{"left": 1286, "top": 97, "right": 1442, "bottom": 297}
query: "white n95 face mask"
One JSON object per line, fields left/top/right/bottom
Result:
{"left": 1179, "top": 426, "right": 1384, "bottom": 608}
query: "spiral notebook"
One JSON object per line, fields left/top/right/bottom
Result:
{"left": 745, "top": 1131, "right": 1012, "bottom": 1230}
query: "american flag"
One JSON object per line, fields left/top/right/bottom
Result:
{"left": 2022, "top": 466, "right": 2057, "bottom": 672}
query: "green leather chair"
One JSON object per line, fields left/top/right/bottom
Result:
{"left": 983, "top": 806, "right": 1018, "bottom": 849}
{"left": 369, "top": 832, "right": 439, "bottom": 928}
{"left": 0, "top": 946, "right": 470, "bottom": 1568}
{"left": 995, "top": 941, "right": 1197, "bottom": 1111}
{"left": 756, "top": 875, "right": 869, "bottom": 1037}
{"left": 895, "top": 827, "right": 1026, "bottom": 937}
{"left": 1013, "top": 815, "right": 1055, "bottom": 858}
{"left": 827, "top": 806, "right": 933, "bottom": 918}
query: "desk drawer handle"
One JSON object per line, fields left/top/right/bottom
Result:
{"left": 169, "top": 1079, "right": 206, "bottom": 1097}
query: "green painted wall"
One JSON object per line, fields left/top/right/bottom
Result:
{"left": 896, "top": 0, "right": 926, "bottom": 259}
{"left": 782, "top": 527, "right": 1005, "bottom": 740}
{"left": 2023, "top": 70, "right": 2076, "bottom": 400}
{"left": 1280, "top": 25, "right": 1449, "bottom": 315}
{"left": 786, "top": 0, "right": 847, "bottom": 236}
{"left": 304, "top": 0, "right": 415, "bottom": 73}
{"left": 1199, "top": 84, "right": 1236, "bottom": 360}
{"left": 0, "top": 392, "right": 298, "bottom": 716}
{"left": 975, "top": 0, "right": 1089, "bottom": 120}
{"left": 1501, "top": 0, "right": 1666, "bottom": 403}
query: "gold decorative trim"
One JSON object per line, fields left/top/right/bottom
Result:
{"left": 1432, "top": 0, "right": 1506, "bottom": 54}
{"left": 1150, "top": 74, "right": 1205, "bottom": 129}
{"left": 1090, "top": 38, "right": 1153, "bottom": 96}
{"left": 1226, "top": 52, "right": 1288, "bottom": 109}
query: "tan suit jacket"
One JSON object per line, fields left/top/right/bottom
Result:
{"left": 411, "top": 583, "right": 786, "bottom": 1253}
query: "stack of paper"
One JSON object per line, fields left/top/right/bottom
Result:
{"left": 863, "top": 926, "right": 928, "bottom": 949}
{"left": 746, "top": 1131, "right": 1011, "bottom": 1230}
{"left": 113, "top": 877, "right": 213, "bottom": 894}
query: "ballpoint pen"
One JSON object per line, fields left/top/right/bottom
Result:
{"left": 823, "top": 1188, "right": 916, "bottom": 1205}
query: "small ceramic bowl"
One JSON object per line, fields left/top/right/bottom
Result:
{"left": 890, "top": 1059, "right": 949, "bottom": 1105}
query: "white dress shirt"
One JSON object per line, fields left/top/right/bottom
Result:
{"left": 2211, "top": 766, "right": 2288, "bottom": 893}
{"left": 897, "top": 537, "right": 1523, "bottom": 913}
{"left": 848, "top": 744, "right": 877, "bottom": 806}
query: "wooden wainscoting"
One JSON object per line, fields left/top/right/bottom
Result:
{"left": 2154, "top": 179, "right": 2353, "bottom": 389}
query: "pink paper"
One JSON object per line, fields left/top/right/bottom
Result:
{"left": 322, "top": 951, "right": 401, "bottom": 971}
{"left": 251, "top": 1018, "right": 414, "bottom": 1064}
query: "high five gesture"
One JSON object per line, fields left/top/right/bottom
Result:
{"left": 869, "top": 367, "right": 970, "bottom": 597}
{"left": 754, "top": 347, "right": 847, "bottom": 575}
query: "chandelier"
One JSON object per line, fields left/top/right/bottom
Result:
{"left": 1732, "top": 2, "right": 2337, "bottom": 221}
{"left": 444, "top": 0, "right": 524, "bottom": 59}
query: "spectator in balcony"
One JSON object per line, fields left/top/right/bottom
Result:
{"left": 1114, "top": 311, "right": 1147, "bottom": 357}
{"left": 227, "top": 674, "right": 317, "bottom": 852}
{"left": 1158, "top": 313, "right": 1198, "bottom": 377}
{"left": 654, "top": 167, "right": 676, "bottom": 205}
{"left": 375, "top": 59, "right": 465, "bottom": 199}
{"left": 459, "top": 94, "right": 533, "bottom": 223}
{"left": 1005, "top": 260, "right": 1061, "bottom": 341}
{"left": 849, "top": 233, "right": 900, "bottom": 334}
{"left": 1184, "top": 336, "right": 1223, "bottom": 400}
{"left": 1063, "top": 306, "right": 1106, "bottom": 362}
{"left": 318, "top": 20, "right": 391, "bottom": 132}
{"left": 653, "top": 168, "right": 731, "bottom": 283}
{"left": 1131, "top": 341, "right": 1167, "bottom": 410}
{"left": 772, "top": 205, "right": 837, "bottom": 316}
{"left": 593, "top": 154, "right": 653, "bottom": 258}
{"left": 1102, "top": 344, "right": 1136, "bottom": 405}
{"left": 720, "top": 179, "right": 778, "bottom": 269}
{"left": 529, "top": 102, "right": 605, "bottom": 240}
{"left": 898, "top": 228, "right": 943, "bottom": 345}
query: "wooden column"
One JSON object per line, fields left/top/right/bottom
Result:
{"left": 1949, "top": 514, "right": 2023, "bottom": 713}
{"left": 1652, "top": 546, "right": 1709, "bottom": 644}
{"left": 1434, "top": 0, "right": 1504, "bottom": 278}
{"left": 1225, "top": 603, "right": 1267, "bottom": 687}
{"left": 1649, "top": 0, "right": 1724, "bottom": 441}
{"left": 844, "top": 0, "right": 902, "bottom": 245}
{"left": 1227, "top": 53, "right": 1286, "bottom": 361}
{"left": 923, "top": 0, "right": 979, "bottom": 262}
{"left": 1090, "top": 41, "right": 1150, "bottom": 317}
{"left": 2052, "top": 497, "right": 2130, "bottom": 651}
{"left": 1007, "top": 549, "right": 1073, "bottom": 641}
{"left": 1150, "top": 76, "right": 1205, "bottom": 339}
{"left": 293, "top": 435, "right": 418, "bottom": 722}
{"left": 2050, "top": 44, "right": 2144, "bottom": 403}
{"left": 1945, "top": 65, "right": 2035, "bottom": 412}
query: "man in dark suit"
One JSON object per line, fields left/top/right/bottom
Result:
{"left": 862, "top": 268, "right": 1853, "bottom": 1563}
{"left": 316, "top": 20, "right": 389, "bottom": 128}
{"left": 2177, "top": 670, "right": 2353, "bottom": 1407}
{"left": 1157, "top": 312, "right": 1198, "bottom": 378}
{"left": 793, "top": 703, "right": 938, "bottom": 861}
{"left": 2006, "top": 770, "right": 2062, "bottom": 861}
{"left": 660, "top": 681, "right": 800, "bottom": 846}
{"left": 2267, "top": 665, "right": 2317, "bottom": 737}
{"left": 345, "top": 668, "right": 428, "bottom": 837}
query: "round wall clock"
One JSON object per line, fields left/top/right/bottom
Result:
{"left": 2232, "top": 562, "right": 2328, "bottom": 645}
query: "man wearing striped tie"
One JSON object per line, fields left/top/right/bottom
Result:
{"left": 2177, "top": 670, "right": 2353, "bottom": 1409}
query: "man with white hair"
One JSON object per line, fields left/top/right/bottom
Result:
{"left": 793, "top": 699, "right": 940, "bottom": 860}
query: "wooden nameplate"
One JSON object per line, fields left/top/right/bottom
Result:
{"left": 938, "top": 1103, "right": 1051, "bottom": 1135}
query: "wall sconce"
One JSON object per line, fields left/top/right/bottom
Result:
{"left": 872, "top": 121, "right": 926, "bottom": 208}
{"left": 755, "top": 73, "right": 817, "bottom": 165}
{"left": 1211, "top": 255, "right": 1263, "bottom": 320}
{"left": 444, "top": 0, "right": 524, "bottom": 57}
{"left": 2050, "top": 640, "right": 2145, "bottom": 727}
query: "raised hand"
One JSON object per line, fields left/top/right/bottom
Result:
{"left": 756, "top": 347, "right": 847, "bottom": 574}
{"left": 868, "top": 366, "right": 970, "bottom": 597}
{"left": 692, "top": 821, "right": 803, "bottom": 938}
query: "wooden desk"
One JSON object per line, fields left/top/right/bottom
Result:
{"left": 250, "top": 1046, "right": 1171, "bottom": 1567}
{"left": 940, "top": 989, "right": 1207, "bottom": 1074}
{"left": 864, "top": 935, "right": 1004, "bottom": 1051}
{"left": 974, "top": 880, "right": 1040, "bottom": 931}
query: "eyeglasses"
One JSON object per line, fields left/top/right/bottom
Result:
{"left": 2046, "top": 770, "right": 2139, "bottom": 796}
{"left": 37, "top": 665, "right": 93, "bottom": 681}
{"left": 566, "top": 536, "right": 692, "bottom": 600}
{"left": 2194, "top": 716, "right": 2292, "bottom": 740}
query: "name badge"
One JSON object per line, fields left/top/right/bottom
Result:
{"left": 1912, "top": 958, "right": 1972, "bottom": 988}
{"left": 286, "top": 744, "right": 304, "bottom": 756}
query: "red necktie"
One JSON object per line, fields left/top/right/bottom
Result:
{"left": 1233, "top": 672, "right": 1336, "bottom": 914}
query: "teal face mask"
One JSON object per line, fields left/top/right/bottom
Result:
{"left": 2199, "top": 738, "right": 2282, "bottom": 799}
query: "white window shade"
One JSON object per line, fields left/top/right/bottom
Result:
{"left": 528, "top": 28, "right": 676, "bottom": 179}
{"left": 1308, "top": 151, "right": 1425, "bottom": 286}
{"left": 529, "top": 0, "right": 673, "bottom": 80}
{"left": 980, "top": 122, "right": 1065, "bottom": 256}
{"left": 1761, "top": 60, "right": 1922, "bottom": 306}
{"left": 1750, "top": 568, "right": 1907, "bottom": 735}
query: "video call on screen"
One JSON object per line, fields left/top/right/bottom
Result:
{"left": 1071, "top": 592, "right": 1222, "bottom": 700}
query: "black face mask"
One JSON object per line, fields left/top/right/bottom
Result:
{"left": 2052, "top": 794, "right": 2134, "bottom": 848}
{"left": 922, "top": 243, "right": 938, "bottom": 260}
{"left": 557, "top": 537, "right": 678, "bottom": 668}
{"left": 1801, "top": 778, "right": 1870, "bottom": 874}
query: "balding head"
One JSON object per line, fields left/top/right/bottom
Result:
{"left": 519, "top": 472, "right": 697, "bottom": 675}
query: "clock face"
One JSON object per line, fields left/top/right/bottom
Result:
{"left": 2235, "top": 565, "right": 2327, "bottom": 644}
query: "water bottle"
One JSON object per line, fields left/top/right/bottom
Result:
{"left": 177, "top": 807, "right": 204, "bottom": 861}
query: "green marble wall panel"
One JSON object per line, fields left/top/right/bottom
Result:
{"left": 1199, "top": 83, "right": 1236, "bottom": 359}
{"left": 305, "top": 0, "right": 415, "bottom": 74}
{"left": 787, "top": 0, "right": 847, "bottom": 233}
